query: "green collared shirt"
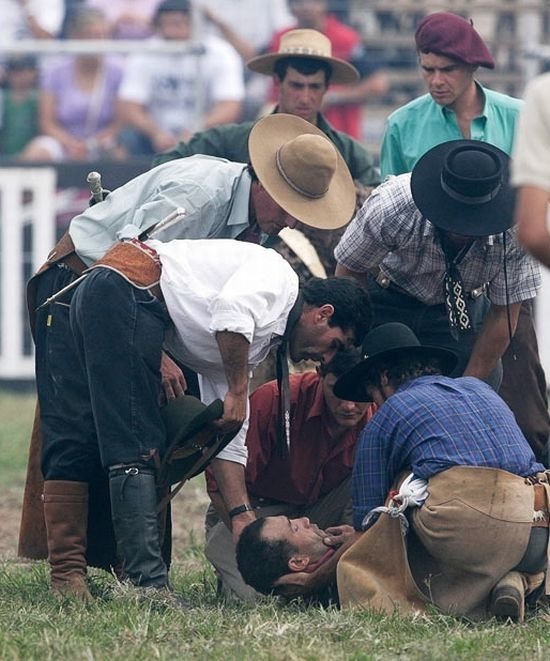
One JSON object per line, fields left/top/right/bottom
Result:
{"left": 380, "top": 82, "right": 523, "bottom": 177}
{"left": 154, "top": 112, "right": 381, "bottom": 187}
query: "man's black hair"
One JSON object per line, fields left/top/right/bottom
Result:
{"left": 300, "top": 277, "right": 372, "bottom": 346}
{"left": 318, "top": 346, "right": 362, "bottom": 379}
{"left": 273, "top": 57, "right": 332, "bottom": 86}
{"left": 236, "top": 518, "right": 296, "bottom": 595}
{"left": 363, "top": 356, "right": 444, "bottom": 392}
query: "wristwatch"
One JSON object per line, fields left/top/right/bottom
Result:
{"left": 228, "top": 503, "right": 254, "bottom": 518}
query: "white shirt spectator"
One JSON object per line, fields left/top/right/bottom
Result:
{"left": 2, "top": 0, "right": 64, "bottom": 42}
{"left": 118, "top": 34, "right": 245, "bottom": 136}
{"left": 196, "top": 0, "right": 293, "bottom": 51}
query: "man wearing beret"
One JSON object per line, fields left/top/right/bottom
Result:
{"left": 377, "top": 11, "right": 550, "bottom": 465}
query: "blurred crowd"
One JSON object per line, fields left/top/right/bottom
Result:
{"left": 0, "top": 0, "right": 547, "bottom": 163}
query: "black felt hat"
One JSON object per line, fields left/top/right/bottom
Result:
{"left": 334, "top": 323, "right": 458, "bottom": 402}
{"left": 159, "top": 395, "right": 236, "bottom": 486}
{"left": 410, "top": 140, "right": 515, "bottom": 237}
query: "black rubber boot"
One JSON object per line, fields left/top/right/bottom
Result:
{"left": 108, "top": 465, "right": 168, "bottom": 588}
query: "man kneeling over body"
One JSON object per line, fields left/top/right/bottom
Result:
{"left": 237, "top": 323, "right": 550, "bottom": 620}
{"left": 205, "top": 349, "right": 375, "bottom": 603}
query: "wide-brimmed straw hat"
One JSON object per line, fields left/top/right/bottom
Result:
{"left": 159, "top": 395, "right": 236, "bottom": 486}
{"left": 247, "top": 29, "right": 359, "bottom": 84}
{"left": 248, "top": 113, "right": 356, "bottom": 230}
{"left": 410, "top": 140, "right": 515, "bottom": 237}
{"left": 334, "top": 323, "right": 458, "bottom": 402}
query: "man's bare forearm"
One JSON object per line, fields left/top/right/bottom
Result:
{"left": 464, "top": 302, "right": 521, "bottom": 379}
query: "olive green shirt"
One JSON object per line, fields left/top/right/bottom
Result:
{"left": 153, "top": 112, "right": 380, "bottom": 187}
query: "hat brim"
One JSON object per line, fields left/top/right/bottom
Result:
{"left": 246, "top": 51, "right": 359, "bottom": 85}
{"left": 248, "top": 113, "right": 356, "bottom": 230}
{"left": 161, "top": 397, "right": 224, "bottom": 448}
{"left": 334, "top": 346, "right": 458, "bottom": 402}
{"left": 410, "top": 140, "right": 515, "bottom": 236}
{"left": 160, "top": 397, "right": 238, "bottom": 486}
{"left": 162, "top": 427, "right": 238, "bottom": 486}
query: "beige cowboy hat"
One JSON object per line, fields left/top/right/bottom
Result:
{"left": 248, "top": 113, "right": 356, "bottom": 230}
{"left": 247, "top": 29, "right": 359, "bottom": 85}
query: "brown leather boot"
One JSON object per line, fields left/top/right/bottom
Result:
{"left": 43, "top": 480, "right": 93, "bottom": 603}
{"left": 489, "top": 571, "right": 527, "bottom": 622}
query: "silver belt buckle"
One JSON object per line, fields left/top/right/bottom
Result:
{"left": 470, "top": 284, "right": 487, "bottom": 299}
{"left": 375, "top": 271, "right": 391, "bottom": 288}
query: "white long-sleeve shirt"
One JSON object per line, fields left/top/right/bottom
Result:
{"left": 150, "top": 238, "right": 299, "bottom": 465}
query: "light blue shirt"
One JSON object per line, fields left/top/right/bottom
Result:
{"left": 380, "top": 83, "right": 523, "bottom": 178}
{"left": 69, "top": 155, "right": 254, "bottom": 266}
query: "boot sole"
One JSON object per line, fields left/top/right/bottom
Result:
{"left": 490, "top": 588, "right": 524, "bottom": 622}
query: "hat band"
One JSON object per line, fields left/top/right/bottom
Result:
{"left": 440, "top": 175, "right": 501, "bottom": 205}
{"left": 276, "top": 148, "right": 327, "bottom": 199}
{"left": 280, "top": 46, "right": 330, "bottom": 58}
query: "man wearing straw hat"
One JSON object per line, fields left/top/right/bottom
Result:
{"left": 154, "top": 28, "right": 381, "bottom": 276}
{"left": 155, "top": 28, "right": 379, "bottom": 191}
{"left": 19, "top": 113, "right": 365, "bottom": 603}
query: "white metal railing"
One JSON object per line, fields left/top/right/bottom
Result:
{"left": 0, "top": 168, "right": 57, "bottom": 379}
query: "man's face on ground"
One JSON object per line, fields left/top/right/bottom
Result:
{"left": 289, "top": 306, "right": 356, "bottom": 365}
{"left": 156, "top": 11, "right": 191, "bottom": 40}
{"left": 275, "top": 67, "right": 327, "bottom": 124}
{"left": 252, "top": 183, "right": 299, "bottom": 235}
{"left": 419, "top": 52, "right": 476, "bottom": 110}
{"left": 262, "top": 516, "right": 327, "bottom": 565}
{"left": 322, "top": 373, "right": 369, "bottom": 429}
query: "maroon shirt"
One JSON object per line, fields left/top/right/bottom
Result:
{"left": 207, "top": 372, "right": 375, "bottom": 505}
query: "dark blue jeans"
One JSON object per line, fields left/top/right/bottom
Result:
{"left": 35, "top": 264, "right": 103, "bottom": 481}
{"left": 37, "top": 266, "right": 167, "bottom": 478}
{"left": 366, "top": 274, "right": 502, "bottom": 389}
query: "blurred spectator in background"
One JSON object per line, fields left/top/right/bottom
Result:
{"left": 118, "top": 0, "right": 244, "bottom": 156}
{"left": 279, "top": 0, "right": 389, "bottom": 140}
{"left": 3, "top": 0, "right": 65, "bottom": 43}
{"left": 20, "top": 7, "right": 126, "bottom": 162}
{"left": 216, "top": 0, "right": 389, "bottom": 141}
{"left": 0, "top": 55, "right": 39, "bottom": 157}
{"left": 198, "top": 0, "right": 293, "bottom": 120}
{"left": 86, "top": 0, "right": 160, "bottom": 40}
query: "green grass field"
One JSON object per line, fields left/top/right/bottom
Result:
{"left": 1, "top": 390, "right": 549, "bottom": 660}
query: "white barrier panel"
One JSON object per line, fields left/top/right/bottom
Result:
{"left": 0, "top": 168, "right": 57, "bottom": 379}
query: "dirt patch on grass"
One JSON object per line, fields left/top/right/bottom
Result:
{"left": 0, "top": 486, "right": 24, "bottom": 559}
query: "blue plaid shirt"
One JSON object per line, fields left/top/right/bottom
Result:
{"left": 352, "top": 375, "right": 544, "bottom": 530}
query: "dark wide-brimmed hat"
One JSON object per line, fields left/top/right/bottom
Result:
{"left": 247, "top": 29, "right": 359, "bottom": 84}
{"left": 248, "top": 113, "right": 356, "bottom": 229}
{"left": 415, "top": 11, "right": 495, "bottom": 69}
{"left": 334, "top": 323, "right": 458, "bottom": 402}
{"left": 159, "top": 395, "right": 236, "bottom": 487}
{"left": 410, "top": 140, "right": 515, "bottom": 237}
